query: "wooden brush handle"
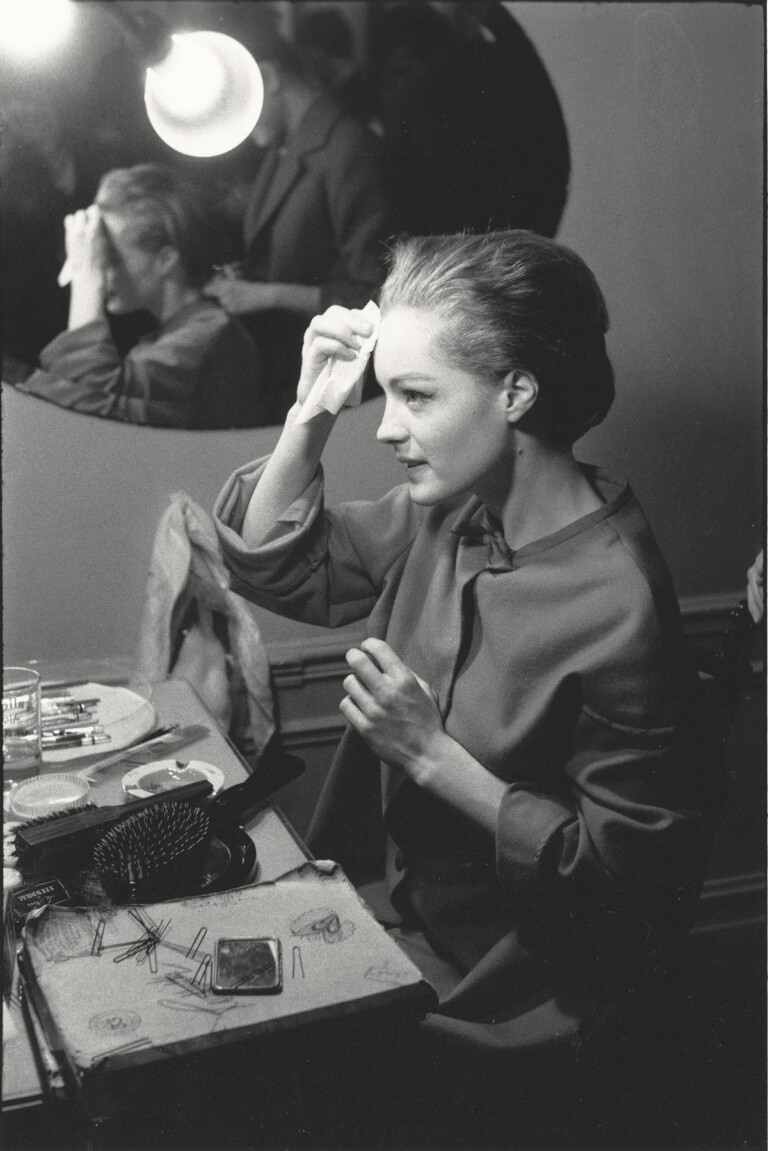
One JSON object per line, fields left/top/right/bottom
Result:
{"left": 16, "top": 780, "right": 213, "bottom": 849}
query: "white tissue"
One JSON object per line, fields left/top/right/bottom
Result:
{"left": 294, "top": 300, "right": 381, "bottom": 425}
{"left": 58, "top": 258, "right": 72, "bottom": 287}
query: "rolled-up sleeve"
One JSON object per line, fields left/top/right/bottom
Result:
{"left": 496, "top": 703, "right": 712, "bottom": 972}
{"left": 214, "top": 460, "right": 420, "bottom": 628}
{"left": 493, "top": 571, "right": 714, "bottom": 965}
{"left": 32, "top": 307, "right": 263, "bottom": 428}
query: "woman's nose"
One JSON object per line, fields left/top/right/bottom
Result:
{"left": 376, "top": 401, "right": 407, "bottom": 444}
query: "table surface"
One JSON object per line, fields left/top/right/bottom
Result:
{"left": 3, "top": 676, "right": 310, "bottom": 1111}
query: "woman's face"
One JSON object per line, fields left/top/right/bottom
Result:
{"left": 100, "top": 213, "right": 167, "bottom": 315}
{"left": 373, "top": 306, "right": 515, "bottom": 510}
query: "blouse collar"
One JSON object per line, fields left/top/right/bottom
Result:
{"left": 449, "top": 465, "right": 632, "bottom": 570}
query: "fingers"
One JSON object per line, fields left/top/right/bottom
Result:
{"left": 360, "top": 637, "right": 409, "bottom": 676}
{"left": 345, "top": 640, "right": 436, "bottom": 701}
{"left": 341, "top": 671, "right": 376, "bottom": 717}
{"left": 746, "top": 550, "right": 764, "bottom": 623}
{"left": 345, "top": 639, "right": 405, "bottom": 684}
{"left": 747, "top": 583, "right": 764, "bottom": 624}
{"left": 303, "top": 307, "right": 374, "bottom": 361}
{"left": 339, "top": 693, "right": 369, "bottom": 731}
{"left": 64, "top": 205, "right": 104, "bottom": 263}
{"left": 65, "top": 205, "right": 101, "bottom": 232}
{"left": 344, "top": 646, "right": 386, "bottom": 693}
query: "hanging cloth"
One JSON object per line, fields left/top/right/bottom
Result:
{"left": 135, "top": 491, "right": 275, "bottom": 754}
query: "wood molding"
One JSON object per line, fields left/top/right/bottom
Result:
{"left": 693, "top": 872, "right": 766, "bottom": 935}
{"left": 278, "top": 713, "right": 348, "bottom": 749}
{"left": 268, "top": 628, "right": 366, "bottom": 688}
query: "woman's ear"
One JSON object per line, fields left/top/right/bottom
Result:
{"left": 501, "top": 369, "right": 538, "bottom": 424}
{"left": 156, "top": 245, "right": 181, "bottom": 278}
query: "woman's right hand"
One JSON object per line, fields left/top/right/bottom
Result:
{"left": 297, "top": 306, "right": 375, "bottom": 406}
{"left": 64, "top": 204, "right": 107, "bottom": 282}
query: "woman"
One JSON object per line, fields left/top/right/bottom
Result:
{"left": 214, "top": 232, "right": 718, "bottom": 1034}
{"left": 19, "top": 163, "right": 266, "bottom": 429}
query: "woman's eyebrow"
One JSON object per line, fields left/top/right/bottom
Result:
{"left": 385, "top": 373, "right": 437, "bottom": 388}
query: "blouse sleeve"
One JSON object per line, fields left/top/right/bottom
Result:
{"left": 494, "top": 591, "right": 715, "bottom": 973}
{"left": 35, "top": 309, "right": 261, "bottom": 428}
{"left": 213, "top": 457, "right": 421, "bottom": 628}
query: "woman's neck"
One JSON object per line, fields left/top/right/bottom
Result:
{"left": 483, "top": 438, "right": 604, "bottom": 551}
{"left": 156, "top": 282, "right": 201, "bottom": 325}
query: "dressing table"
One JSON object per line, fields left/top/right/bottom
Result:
{"left": 4, "top": 675, "right": 432, "bottom": 1149}
{"left": 4, "top": 677, "right": 311, "bottom": 1109}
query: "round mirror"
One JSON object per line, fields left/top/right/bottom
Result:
{"left": 1, "top": 1, "right": 570, "bottom": 430}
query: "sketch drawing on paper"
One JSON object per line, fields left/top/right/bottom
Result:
{"left": 290, "top": 907, "right": 355, "bottom": 944}
{"left": 364, "top": 960, "right": 414, "bottom": 987}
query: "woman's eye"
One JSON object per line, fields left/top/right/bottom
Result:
{"left": 403, "top": 390, "right": 429, "bottom": 407}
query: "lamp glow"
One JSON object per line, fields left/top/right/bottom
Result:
{"left": 144, "top": 31, "right": 264, "bottom": 158}
{"left": 0, "top": 0, "right": 75, "bottom": 59}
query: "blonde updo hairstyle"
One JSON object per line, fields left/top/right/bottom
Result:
{"left": 379, "top": 230, "right": 615, "bottom": 446}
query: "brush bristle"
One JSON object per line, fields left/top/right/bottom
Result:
{"left": 92, "top": 803, "right": 211, "bottom": 903}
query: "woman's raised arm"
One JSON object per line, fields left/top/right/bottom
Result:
{"left": 240, "top": 306, "right": 375, "bottom": 548}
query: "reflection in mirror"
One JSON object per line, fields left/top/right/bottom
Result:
{"left": 1, "top": 1, "right": 570, "bottom": 430}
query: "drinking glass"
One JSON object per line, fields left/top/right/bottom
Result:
{"left": 3, "top": 666, "right": 43, "bottom": 797}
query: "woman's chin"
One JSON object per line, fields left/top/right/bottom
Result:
{"left": 406, "top": 479, "right": 442, "bottom": 506}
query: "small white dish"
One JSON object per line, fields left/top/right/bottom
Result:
{"left": 121, "top": 759, "right": 225, "bottom": 800}
{"left": 9, "top": 773, "right": 92, "bottom": 819}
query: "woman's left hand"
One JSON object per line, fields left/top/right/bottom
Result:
{"left": 341, "top": 639, "right": 446, "bottom": 782}
{"left": 205, "top": 277, "right": 275, "bottom": 314}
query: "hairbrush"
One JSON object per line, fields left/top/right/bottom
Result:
{"left": 13, "top": 781, "right": 212, "bottom": 882}
{"left": 89, "top": 743, "right": 306, "bottom": 904}
{"left": 92, "top": 802, "right": 212, "bottom": 904}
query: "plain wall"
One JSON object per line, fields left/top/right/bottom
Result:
{"left": 517, "top": 1, "right": 764, "bottom": 595}
{"left": 2, "top": 2, "right": 764, "bottom": 665}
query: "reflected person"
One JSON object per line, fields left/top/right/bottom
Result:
{"left": 18, "top": 164, "right": 266, "bottom": 429}
{"left": 205, "top": 23, "right": 390, "bottom": 422}
{"left": 214, "top": 232, "right": 719, "bottom": 1036}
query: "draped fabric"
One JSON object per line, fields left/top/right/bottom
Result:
{"left": 136, "top": 492, "right": 275, "bottom": 754}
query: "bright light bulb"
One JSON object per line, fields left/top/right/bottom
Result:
{"left": 144, "top": 31, "right": 264, "bottom": 158}
{"left": 0, "top": 0, "right": 75, "bottom": 59}
{"left": 147, "top": 35, "right": 227, "bottom": 120}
